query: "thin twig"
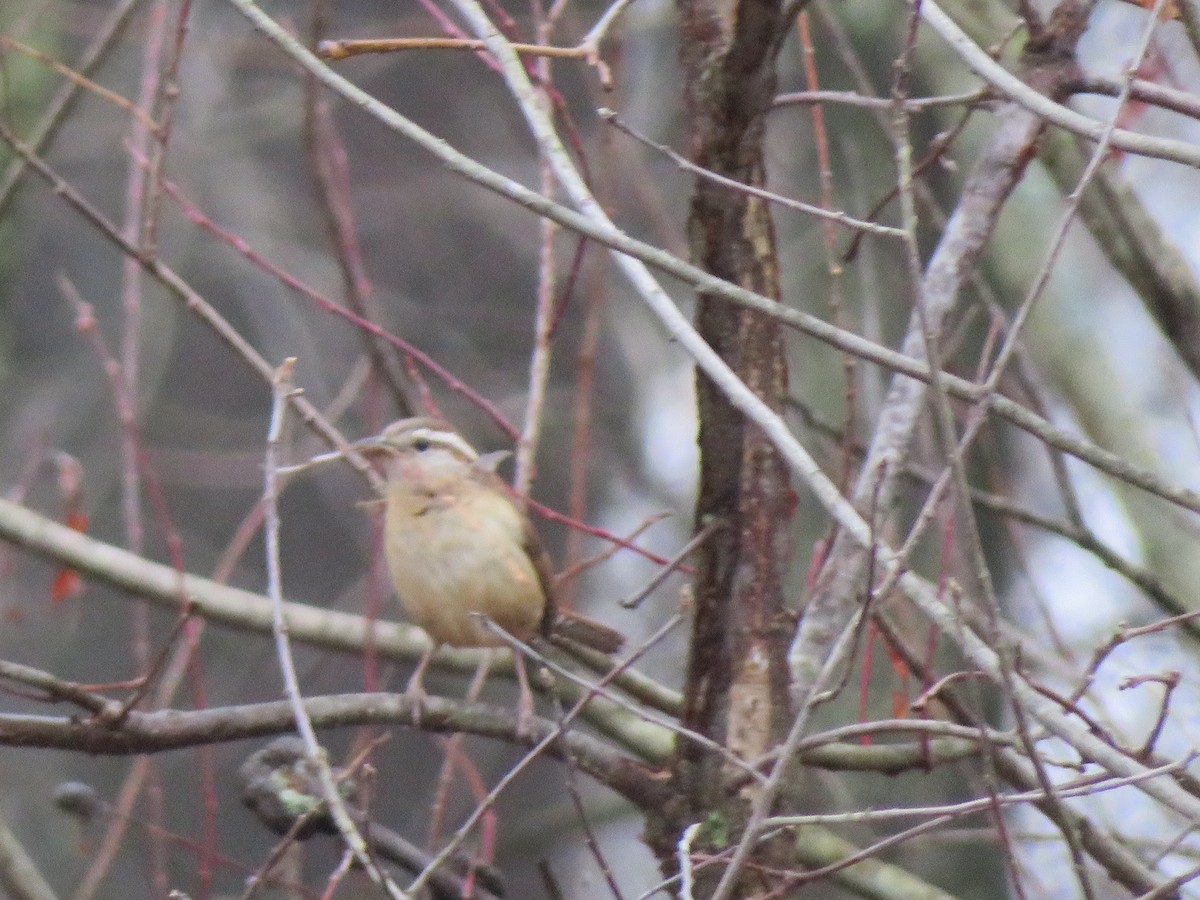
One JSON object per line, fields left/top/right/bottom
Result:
{"left": 600, "top": 107, "right": 905, "bottom": 238}
{"left": 262, "top": 358, "right": 406, "bottom": 899}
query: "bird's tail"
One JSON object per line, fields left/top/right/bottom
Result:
{"left": 547, "top": 608, "right": 625, "bottom": 655}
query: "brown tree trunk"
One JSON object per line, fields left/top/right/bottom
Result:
{"left": 645, "top": 0, "right": 799, "bottom": 894}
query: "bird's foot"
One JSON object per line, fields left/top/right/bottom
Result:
{"left": 405, "top": 645, "right": 435, "bottom": 729}
{"left": 405, "top": 684, "right": 428, "bottom": 728}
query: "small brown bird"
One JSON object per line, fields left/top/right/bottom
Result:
{"left": 354, "top": 418, "right": 624, "bottom": 732}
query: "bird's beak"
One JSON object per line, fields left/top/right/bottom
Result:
{"left": 347, "top": 435, "right": 394, "bottom": 459}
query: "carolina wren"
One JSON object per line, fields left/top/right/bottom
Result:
{"left": 354, "top": 418, "right": 624, "bottom": 730}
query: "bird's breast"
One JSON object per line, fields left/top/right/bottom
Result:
{"left": 382, "top": 481, "right": 545, "bottom": 647}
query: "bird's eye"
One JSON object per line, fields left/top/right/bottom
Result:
{"left": 412, "top": 437, "right": 432, "bottom": 452}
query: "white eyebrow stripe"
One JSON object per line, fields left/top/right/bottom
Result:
{"left": 410, "top": 427, "right": 479, "bottom": 461}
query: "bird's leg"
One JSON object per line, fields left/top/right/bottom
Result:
{"left": 468, "top": 652, "right": 493, "bottom": 699}
{"left": 405, "top": 643, "right": 436, "bottom": 726}
{"left": 513, "top": 651, "right": 536, "bottom": 739}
